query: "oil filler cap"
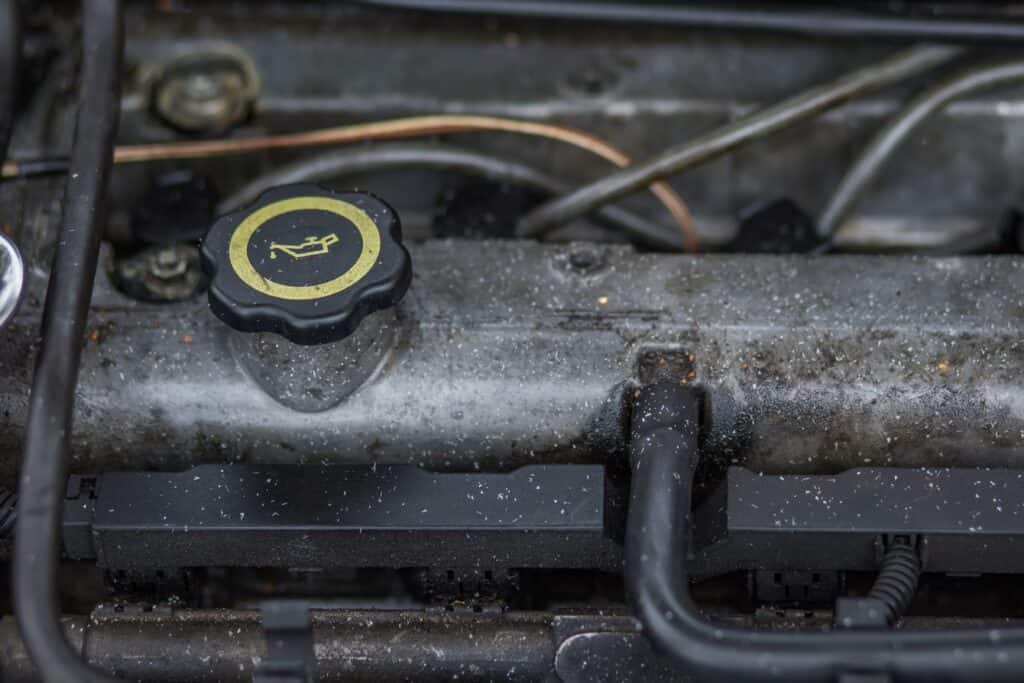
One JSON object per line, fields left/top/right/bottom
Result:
{"left": 201, "top": 184, "right": 411, "bottom": 345}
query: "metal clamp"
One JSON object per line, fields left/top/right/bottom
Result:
{"left": 253, "top": 601, "right": 317, "bottom": 683}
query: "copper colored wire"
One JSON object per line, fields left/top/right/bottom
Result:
{"left": 11, "top": 115, "right": 698, "bottom": 250}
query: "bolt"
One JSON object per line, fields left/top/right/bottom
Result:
{"left": 564, "top": 245, "right": 607, "bottom": 275}
{"left": 569, "top": 250, "right": 596, "bottom": 270}
{"left": 181, "top": 73, "right": 223, "bottom": 102}
{"left": 150, "top": 247, "right": 188, "bottom": 281}
{"left": 153, "top": 62, "right": 252, "bottom": 133}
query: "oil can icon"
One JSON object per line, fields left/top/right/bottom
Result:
{"left": 269, "top": 233, "right": 340, "bottom": 259}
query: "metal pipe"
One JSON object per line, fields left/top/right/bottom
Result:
{"left": 0, "top": 610, "right": 558, "bottom": 682}
{"left": 517, "top": 45, "right": 962, "bottom": 237}
{"left": 3, "top": 608, "right": 1022, "bottom": 682}
{"left": 218, "top": 142, "right": 685, "bottom": 250}
{"left": 355, "top": 1, "right": 1024, "bottom": 43}
{"left": 818, "top": 59, "right": 1024, "bottom": 241}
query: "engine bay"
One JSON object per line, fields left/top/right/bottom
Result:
{"left": 3, "top": 2, "right": 1024, "bottom": 681}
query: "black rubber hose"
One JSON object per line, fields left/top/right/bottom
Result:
{"left": 4, "top": 157, "right": 72, "bottom": 178}
{"left": 12, "top": 1, "right": 123, "bottom": 682}
{"left": 817, "top": 59, "right": 1024, "bottom": 242}
{"left": 219, "top": 142, "right": 686, "bottom": 250}
{"left": 626, "top": 383, "right": 1024, "bottom": 682}
{"left": 0, "top": 488, "right": 14, "bottom": 538}
{"left": 355, "top": 1, "right": 1024, "bottom": 42}
{"left": 518, "top": 44, "right": 962, "bottom": 237}
{"left": 0, "top": 0, "right": 20, "bottom": 162}
{"left": 869, "top": 540, "right": 922, "bottom": 626}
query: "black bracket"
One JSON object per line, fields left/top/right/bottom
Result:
{"left": 61, "top": 464, "right": 616, "bottom": 571}
{"left": 692, "top": 461, "right": 1024, "bottom": 576}
{"left": 253, "top": 601, "right": 317, "bottom": 683}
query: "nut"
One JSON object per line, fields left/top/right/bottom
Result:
{"left": 149, "top": 47, "right": 259, "bottom": 134}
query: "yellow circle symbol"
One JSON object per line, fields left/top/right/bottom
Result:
{"left": 227, "top": 196, "right": 381, "bottom": 301}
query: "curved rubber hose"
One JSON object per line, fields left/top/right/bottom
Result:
{"left": 12, "top": 1, "right": 123, "bottom": 681}
{"left": 0, "top": 0, "right": 20, "bottom": 162}
{"left": 626, "top": 383, "right": 1024, "bottom": 682}
{"left": 518, "top": 44, "right": 962, "bottom": 237}
{"left": 219, "top": 142, "right": 686, "bottom": 250}
{"left": 818, "top": 60, "right": 1024, "bottom": 241}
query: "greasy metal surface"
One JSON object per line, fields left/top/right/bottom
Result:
{"left": 3, "top": 608, "right": 1020, "bottom": 682}
{"left": 555, "top": 632, "right": 687, "bottom": 683}
{"left": 2, "top": 2, "right": 1024, "bottom": 482}
{"left": 1, "top": 241, "right": 1023, "bottom": 484}
{"left": 0, "top": 609, "right": 559, "bottom": 682}
{"left": 110, "top": 3, "right": 1024, "bottom": 248}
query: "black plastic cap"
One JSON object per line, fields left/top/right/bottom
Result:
{"left": 201, "top": 184, "right": 411, "bottom": 345}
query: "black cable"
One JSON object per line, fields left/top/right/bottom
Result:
{"left": 0, "top": 0, "right": 19, "bottom": 162}
{"left": 0, "top": 0, "right": 18, "bottom": 162}
{"left": 219, "top": 142, "right": 686, "bottom": 250}
{"left": 4, "top": 156, "right": 71, "bottom": 178}
{"left": 355, "top": 0, "right": 1024, "bottom": 42}
{"left": 0, "top": 488, "right": 15, "bottom": 539}
{"left": 868, "top": 540, "right": 922, "bottom": 626}
{"left": 518, "top": 44, "right": 962, "bottom": 238}
{"left": 12, "top": 1, "right": 123, "bottom": 682}
{"left": 818, "top": 59, "right": 1024, "bottom": 242}
{"left": 626, "top": 383, "right": 1024, "bottom": 682}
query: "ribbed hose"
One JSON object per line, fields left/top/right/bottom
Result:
{"left": 0, "top": 488, "right": 14, "bottom": 538}
{"left": 868, "top": 540, "right": 922, "bottom": 626}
